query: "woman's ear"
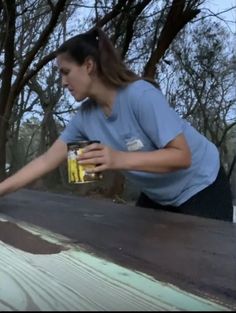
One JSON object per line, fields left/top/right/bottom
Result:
{"left": 85, "top": 57, "right": 97, "bottom": 76}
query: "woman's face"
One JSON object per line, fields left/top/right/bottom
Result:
{"left": 57, "top": 54, "right": 94, "bottom": 101}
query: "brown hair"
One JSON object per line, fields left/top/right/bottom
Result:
{"left": 56, "top": 27, "right": 140, "bottom": 88}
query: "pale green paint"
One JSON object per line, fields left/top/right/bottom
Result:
{"left": 67, "top": 249, "right": 229, "bottom": 311}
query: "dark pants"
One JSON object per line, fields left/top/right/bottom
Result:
{"left": 136, "top": 166, "right": 233, "bottom": 222}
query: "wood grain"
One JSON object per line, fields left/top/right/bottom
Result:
{"left": 0, "top": 221, "right": 229, "bottom": 311}
{"left": 0, "top": 189, "right": 235, "bottom": 310}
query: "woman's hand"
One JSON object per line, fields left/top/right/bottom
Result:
{"left": 77, "top": 142, "right": 123, "bottom": 172}
{"left": 77, "top": 134, "right": 191, "bottom": 174}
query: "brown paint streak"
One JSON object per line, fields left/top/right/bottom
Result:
{"left": 0, "top": 221, "right": 64, "bottom": 254}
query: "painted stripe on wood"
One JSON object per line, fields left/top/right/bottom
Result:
{"left": 0, "top": 218, "right": 231, "bottom": 311}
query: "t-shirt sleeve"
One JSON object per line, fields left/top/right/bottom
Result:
{"left": 134, "top": 87, "right": 183, "bottom": 148}
{"left": 59, "top": 111, "right": 86, "bottom": 144}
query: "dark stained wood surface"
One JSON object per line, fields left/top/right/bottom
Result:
{"left": 0, "top": 189, "right": 235, "bottom": 309}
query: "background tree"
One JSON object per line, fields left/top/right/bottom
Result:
{"left": 0, "top": 0, "right": 69, "bottom": 179}
{"left": 159, "top": 19, "right": 236, "bottom": 167}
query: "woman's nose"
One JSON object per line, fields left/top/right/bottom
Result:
{"left": 61, "top": 76, "right": 68, "bottom": 88}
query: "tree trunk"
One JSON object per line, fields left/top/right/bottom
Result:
{"left": 39, "top": 109, "right": 66, "bottom": 187}
{"left": 228, "top": 155, "right": 236, "bottom": 180}
{"left": 0, "top": 0, "right": 16, "bottom": 180}
{"left": 0, "top": 119, "right": 8, "bottom": 180}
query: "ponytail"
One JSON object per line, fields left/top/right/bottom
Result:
{"left": 57, "top": 27, "right": 158, "bottom": 88}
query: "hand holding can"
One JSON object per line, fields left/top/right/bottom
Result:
{"left": 67, "top": 141, "right": 103, "bottom": 184}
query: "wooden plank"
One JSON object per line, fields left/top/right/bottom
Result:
{"left": 0, "top": 189, "right": 235, "bottom": 309}
{"left": 0, "top": 219, "right": 230, "bottom": 311}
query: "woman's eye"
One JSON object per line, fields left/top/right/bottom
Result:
{"left": 61, "top": 70, "right": 70, "bottom": 75}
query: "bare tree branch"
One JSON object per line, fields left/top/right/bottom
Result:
{"left": 94, "top": 0, "right": 128, "bottom": 28}
{"left": 47, "top": 0, "right": 55, "bottom": 10}
{"left": 218, "top": 122, "right": 236, "bottom": 147}
{"left": 10, "top": 0, "right": 68, "bottom": 103}
{"left": 18, "top": 51, "right": 57, "bottom": 92}
{"left": 144, "top": 0, "right": 201, "bottom": 78}
{"left": 20, "top": 0, "right": 129, "bottom": 89}
{"left": 121, "top": 0, "right": 152, "bottom": 58}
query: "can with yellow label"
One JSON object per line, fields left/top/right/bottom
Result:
{"left": 67, "top": 141, "right": 103, "bottom": 184}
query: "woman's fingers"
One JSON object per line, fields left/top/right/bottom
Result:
{"left": 77, "top": 144, "right": 120, "bottom": 171}
{"left": 78, "top": 151, "right": 103, "bottom": 161}
{"left": 86, "top": 164, "right": 107, "bottom": 172}
{"left": 82, "top": 143, "right": 103, "bottom": 153}
{"left": 78, "top": 156, "right": 104, "bottom": 165}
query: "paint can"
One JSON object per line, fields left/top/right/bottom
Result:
{"left": 67, "top": 141, "right": 103, "bottom": 184}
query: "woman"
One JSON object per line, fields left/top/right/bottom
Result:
{"left": 0, "top": 28, "right": 233, "bottom": 221}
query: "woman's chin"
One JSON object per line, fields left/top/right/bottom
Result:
{"left": 75, "top": 95, "right": 86, "bottom": 102}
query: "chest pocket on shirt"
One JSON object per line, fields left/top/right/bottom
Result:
{"left": 118, "top": 108, "right": 158, "bottom": 152}
{"left": 125, "top": 137, "right": 144, "bottom": 151}
{"left": 120, "top": 130, "right": 155, "bottom": 152}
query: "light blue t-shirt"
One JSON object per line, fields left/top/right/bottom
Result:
{"left": 60, "top": 80, "right": 220, "bottom": 206}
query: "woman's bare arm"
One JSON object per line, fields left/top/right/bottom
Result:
{"left": 0, "top": 139, "right": 67, "bottom": 196}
